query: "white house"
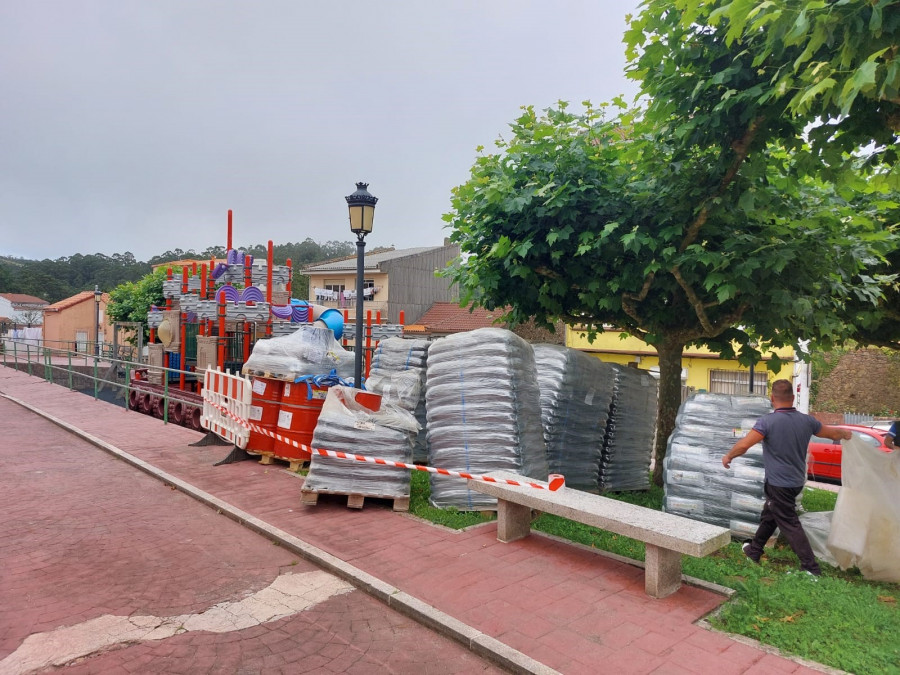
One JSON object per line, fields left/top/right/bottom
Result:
{"left": 0, "top": 293, "right": 49, "bottom": 326}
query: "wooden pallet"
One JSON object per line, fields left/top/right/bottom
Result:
{"left": 301, "top": 488, "right": 410, "bottom": 512}
{"left": 247, "top": 451, "right": 309, "bottom": 472}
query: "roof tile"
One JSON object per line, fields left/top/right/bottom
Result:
{"left": 414, "top": 302, "right": 508, "bottom": 334}
{"left": 0, "top": 293, "right": 49, "bottom": 305}
{"left": 44, "top": 291, "right": 108, "bottom": 312}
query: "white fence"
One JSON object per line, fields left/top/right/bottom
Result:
{"left": 201, "top": 367, "right": 252, "bottom": 449}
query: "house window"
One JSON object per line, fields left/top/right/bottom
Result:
{"left": 708, "top": 369, "right": 768, "bottom": 395}
{"left": 324, "top": 279, "right": 345, "bottom": 295}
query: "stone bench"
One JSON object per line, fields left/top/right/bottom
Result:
{"left": 467, "top": 472, "right": 731, "bottom": 598}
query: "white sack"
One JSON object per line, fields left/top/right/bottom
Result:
{"left": 827, "top": 436, "right": 900, "bottom": 582}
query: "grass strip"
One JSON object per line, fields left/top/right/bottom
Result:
{"left": 408, "top": 471, "right": 900, "bottom": 673}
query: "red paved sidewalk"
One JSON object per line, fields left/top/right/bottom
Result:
{"left": 0, "top": 397, "right": 501, "bottom": 674}
{"left": 0, "top": 367, "right": 830, "bottom": 674}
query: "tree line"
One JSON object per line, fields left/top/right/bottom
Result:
{"left": 0, "top": 238, "right": 356, "bottom": 304}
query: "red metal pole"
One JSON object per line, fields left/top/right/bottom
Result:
{"left": 286, "top": 258, "right": 292, "bottom": 297}
{"left": 180, "top": 268, "right": 188, "bottom": 391}
{"left": 218, "top": 297, "right": 226, "bottom": 368}
{"left": 266, "top": 240, "right": 273, "bottom": 337}
{"left": 199, "top": 264, "right": 208, "bottom": 336}
{"left": 227, "top": 209, "right": 233, "bottom": 251}
{"left": 365, "top": 310, "right": 373, "bottom": 379}
{"left": 399, "top": 310, "right": 405, "bottom": 326}
{"left": 343, "top": 309, "right": 349, "bottom": 348}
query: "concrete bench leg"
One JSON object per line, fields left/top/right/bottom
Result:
{"left": 496, "top": 498, "right": 532, "bottom": 542}
{"left": 644, "top": 544, "right": 682, "bottom": 598}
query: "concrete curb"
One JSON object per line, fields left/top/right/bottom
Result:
{"left": 2, "top": 393, "right": 559, "bottom": 675}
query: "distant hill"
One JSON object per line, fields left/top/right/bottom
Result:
{"left": 0, "top": 238, "right": 354, "bottom": 303}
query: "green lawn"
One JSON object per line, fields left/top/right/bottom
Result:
{"left": 408, "top": 472, "right": 900, "bottom": 675}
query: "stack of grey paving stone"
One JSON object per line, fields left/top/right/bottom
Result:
{"left": 533, "top": 345, "right": 617, "bottom": 493}
{"left": 598, "top": 364, "right": 659, "bottom": 492}
{"left": 304, "top": 386, "right": 419, "bottom": 497}
{"left": 663, "top": 393, "right": 772, "bottom": 537}
{"left": 425, "top": 328, "right": 549, "bottom": 510}
{"left": 365, "top": 337, "right": 431, "bottom": 463}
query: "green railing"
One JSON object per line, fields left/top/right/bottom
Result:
{"left": 1, "top": 338, "right": 202, "bottom": 425}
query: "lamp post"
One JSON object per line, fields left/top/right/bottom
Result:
{"left": 345, "top": 182, "right": 378, "bottom": 387}
{"left": 93, "top": 285, "right": 102, "bottom": 357}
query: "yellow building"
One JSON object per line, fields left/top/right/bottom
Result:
{"left": 565, "top": 327, "right": 794, "bottom": 395}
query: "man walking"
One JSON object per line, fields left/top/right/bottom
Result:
{"left": 722, "top": 379, "right": 851, "bottom": 575}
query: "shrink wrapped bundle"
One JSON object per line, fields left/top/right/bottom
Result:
{"left": 242, "top": 325, "right": 355, "bottom": 381}
{"left": 303, "top": 386, "right": 419, "bottom": 497}
{"left": 366, "top": 338, "right": 431, "bottom": 463}
{"left": 426, "top": 328, "right": 548, "bottom": 509}
{"left": 663, "top": 393, "right": 772, "bottom": 536}
{"left": 599, "top": 365, "right": 659, "bottom": 492}
{"left": 533, "top": 345, "right": 616, "bottom": 492}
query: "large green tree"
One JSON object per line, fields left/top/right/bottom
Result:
{"left": 446, "top": 0, "right": 899, "bottom": 484}
{"left": 626, "top": 0, "right": 900, "bottom": 352}
{"left": 444, "top": 101, "right": 893, "bottom": 484}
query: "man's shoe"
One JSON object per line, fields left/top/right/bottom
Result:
{"left": 742, "top": 542, "right": 760, "bottom": 564}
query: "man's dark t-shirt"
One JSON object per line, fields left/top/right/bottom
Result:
{"left": 752, "top": 408, "right": 822, "bottom": 488}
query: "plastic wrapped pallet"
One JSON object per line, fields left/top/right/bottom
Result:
{"left": 242, "top": 325, "right": 355, "bottom": 382}
{"left": 599, "top": 365, "right": 659, "bottom": 492}
{"left": 663, "top": 393, "right": 772, "bottom": 536}
{"left": 533, "top": 345, "right": 616, "bottom": 492}
{"left": 303, "top": 386, "right": 420, "bottom": 497}
{"left": 366, "top": 337, "right": 431, "bottom": 463}
{"left": 426, "top": 328, "right": 548, "bottom": 510}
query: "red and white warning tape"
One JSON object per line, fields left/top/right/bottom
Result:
{"left": 205, "top": 397, "right": 564, "bottom": 491}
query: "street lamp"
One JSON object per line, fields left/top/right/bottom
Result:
{"left": 94, "top": 285, "right": 102, "bottom": 357}
{"left": 345, "top": 182, "right": 378, "bottom": 387}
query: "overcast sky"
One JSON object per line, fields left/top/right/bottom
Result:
{"left": 1, "top": 1, "right": 642, "bottom": 262}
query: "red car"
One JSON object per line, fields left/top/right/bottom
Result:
{"left": 807, "top": 424, "right": 893, "bottom": 483}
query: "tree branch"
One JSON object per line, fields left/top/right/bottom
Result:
{"left": 678, "top": 116, "right": 765, "bottom": 254}
{"left": 671, "top": 265, "right": 717, "bottom": 334}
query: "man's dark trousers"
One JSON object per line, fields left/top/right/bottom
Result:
{"left": 745, "top": 482, "right": 821, "bottom": 575}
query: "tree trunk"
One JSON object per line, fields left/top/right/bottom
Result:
{"left": 652, "top": 338, "right": 686, "bottom": 487}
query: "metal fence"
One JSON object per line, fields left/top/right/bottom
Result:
{"left": 0, "top": 339, "right": 198, "bottom": 423}
{"left": 844, "top": 412, "right": 876, "bottom": 425}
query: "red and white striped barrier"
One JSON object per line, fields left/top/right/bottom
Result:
{"left": 205, "top": 397, "right": 565, "bottom": 492}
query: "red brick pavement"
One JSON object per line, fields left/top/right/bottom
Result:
{"left": 0, "top": 396, "right": 500, "bottom": 673}
{"left": 0, "top": 368, "right": 829, "bottom": 674}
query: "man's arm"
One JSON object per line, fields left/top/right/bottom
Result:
{"left": 722, "top": 429, "right": 765, "bottom": 469}
{"left": 817, "top": 425, "right": 852, "bottom": 442}
{"left": 886, "top": 423, "right": 899, "bottom": 450}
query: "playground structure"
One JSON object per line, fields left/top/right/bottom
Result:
{"left": 128, "top": 210, "right": 405, "bottom": 435}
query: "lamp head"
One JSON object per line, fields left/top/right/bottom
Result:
{"left": 345, "top": 182, "right": 377, "bottom": 236}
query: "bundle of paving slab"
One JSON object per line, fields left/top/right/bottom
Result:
{"left": 254, "top": 327, "right": 660, "bottom": 508}
{"left": 662, "top": 393, "right": 772, "bottom": 538}
{"left": 356, "top": 328, "right": 658, "bottom": 509}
